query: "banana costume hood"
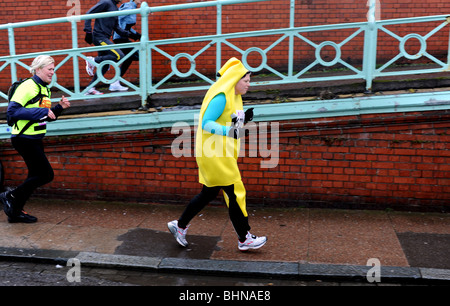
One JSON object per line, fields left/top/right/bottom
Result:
{"left": 196, "top": 57, "right": 248, "bottom": 194}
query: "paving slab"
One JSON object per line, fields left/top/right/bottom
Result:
{"left": 0, "top": 199, "right": 448, "bottom": 283}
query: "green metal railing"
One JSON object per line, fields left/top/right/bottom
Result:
{"left": 0, "top": 0, "right": 449, "bottom": 108}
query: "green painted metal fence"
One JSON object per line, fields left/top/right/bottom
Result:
{"left": 1, "top": 0, "right": 450, "bottom": 107}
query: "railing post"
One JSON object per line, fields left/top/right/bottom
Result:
{"left": 8, "top": 26, "right": 17, "bottom": 83}
{"left": 288, "top": 0, "right": 295, "bottom": 78}
{"left": 363, "top": 0, "right": 378, "bottom": 93}
{"left": 216, "top": 0, "right": 223, "bottom": 76}
{"left": 447, "top": 16, "right": 450, "bottom": 70}
{"left": 140, "top": 2, "right": 150, "bottom": 108}
{"left": 71, "top": 19, "right": 80, "bottom": 95}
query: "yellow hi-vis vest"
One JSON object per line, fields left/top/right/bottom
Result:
{"left": 10, "top": 78, "right": 51, "bottom": 137}
{"left": 195, "top": 58, "right": 248, "bottom": 187}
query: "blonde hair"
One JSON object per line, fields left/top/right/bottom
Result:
{"left": 30, "top": 55, "right": 55, "bottom": 75}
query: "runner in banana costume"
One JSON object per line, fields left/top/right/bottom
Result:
{"left": 168, "top": 58, "right": 267, "bottom": 251}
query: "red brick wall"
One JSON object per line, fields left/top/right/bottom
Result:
{"left": 1, "top": 0, "right": 450, "bottom": 90}
{"left": 1, "top": 110, "right": 449, "bottom": 211}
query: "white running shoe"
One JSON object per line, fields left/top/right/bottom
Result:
{"left": 86, "top": 87, "right": 103, "bottom": 95}
{"left": 238, "top": 232, "right": 267, "bottom": 251}
{"left": 168, "top": 220, "right": 189, "bottom": 247}
{"left": 109, "top": 81, "right": 128, "bottom": 92}
{"left": 85, "top": 56, "right": 96, "bottom": 76}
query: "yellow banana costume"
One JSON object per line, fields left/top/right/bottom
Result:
{"left": 195, "top": 57, "right": 248, "bottom": 217}
{"left": 171, "top": 58, "right": 267, "bottom": 250}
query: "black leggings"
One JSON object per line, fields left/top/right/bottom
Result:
{"left": 11, "top": 137, "right": 54, "bottom": 212}
{"left": 178, "top": 184, "right": 250, "bottom": 242}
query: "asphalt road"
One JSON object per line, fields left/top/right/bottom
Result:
{"left": 1, "top": 259, "right": 442, "bottom": 306}
{"left": 0, "top": 259, "right": 408, "bottom": 287}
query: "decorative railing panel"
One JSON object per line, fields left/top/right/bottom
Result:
{"left": 0, "top": 0, "right": 449, "bottom": 108}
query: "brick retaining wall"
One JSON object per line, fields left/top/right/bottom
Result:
{"left": 1, "top": 109, "right": 449, "bottom": 211}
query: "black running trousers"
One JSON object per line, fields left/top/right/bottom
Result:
{"left": 11, "top": 137, "right": 54, "bottom": 211}
{"left": 178, "top": 184, "right": 251, "bottom": 241}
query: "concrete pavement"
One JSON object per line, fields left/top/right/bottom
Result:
{"left": 0, "top": 198, "right": 449, "bottom": 284}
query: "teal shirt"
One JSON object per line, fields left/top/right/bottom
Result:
{"left": 202, "top": 93, "right": 230, "bottom": 136}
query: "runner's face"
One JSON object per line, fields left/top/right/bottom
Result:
{"left": 36, "top": 63, "right": 55, "bottom": 84}
{"left": 235, "top": 74, "right": 251, "bottom": 95}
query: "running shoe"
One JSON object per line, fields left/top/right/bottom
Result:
{"left": 167, "top": 220, "right": 189, "bottom": 247}
{"left": 109, "top": 81, "right": 128, "bottom": 92}
{"left": 86, "top": 87, "right": 103, "bottom": 95}
{"left": 0, "top": 190, "right": 14, "bottom": 217}
{"left": 8, "top": 210, "right": 37, "bottom": 223}
{"left": 238, "top": 232, "right": 267, "bottom": 251}
{"left": 85, "top": 56, "right": 96, "bottom": 76}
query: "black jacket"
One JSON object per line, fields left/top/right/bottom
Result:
{"left": 84, "top": 0, "right": 129, "bottom": 40}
